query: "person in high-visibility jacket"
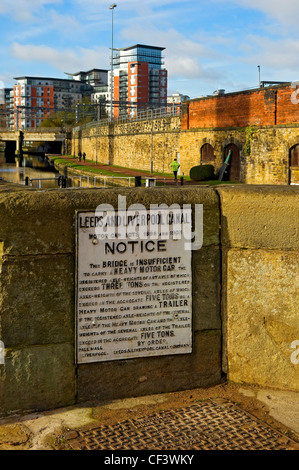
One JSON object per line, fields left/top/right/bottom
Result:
{"left": 170, "top": 158, "right": 180, "bottom": 180}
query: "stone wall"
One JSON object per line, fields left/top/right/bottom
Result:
{"left": 71, "top": 85, "right": 299, "bottom": 184}
{"left": 179, "top": 124, "right": 299, "bottom": 185}
{"left": 0, "top": 183, "right": 297, "bottom": 417}
{"left": 219, "top": 185, "right": 299, "bottom": 390}
{"left": 0, "top": 184, "right": 221, "bottom": 416}
{"left": 71, "top": 118, "right": 299, "bottom": 185}
{"left": 72, "top": 116, "right": 181, "bottom": 174}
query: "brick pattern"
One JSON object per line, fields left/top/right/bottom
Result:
{"left": 182, "top": 85, "right": 299, "bottom": 130}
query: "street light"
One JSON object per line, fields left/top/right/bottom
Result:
{"left": 109, "top": 3, "right": 117, "bottom": 121}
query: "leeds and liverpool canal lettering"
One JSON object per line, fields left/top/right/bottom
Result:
{"left": 76, "top": 209, "right": 193, "bottom": 363}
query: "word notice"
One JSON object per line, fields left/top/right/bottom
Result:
{"left": 76, "top": 208, "right": 193, "bottom": 363}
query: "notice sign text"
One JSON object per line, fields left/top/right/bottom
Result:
{"left": 76, "top": 204, "right": 193, "bottom": 363}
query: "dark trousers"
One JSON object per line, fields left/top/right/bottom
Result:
{"left": 173, "top": 171, "right": 178, "bottom": 180}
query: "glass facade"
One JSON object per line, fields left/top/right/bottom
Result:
{"left": 113, "top": 45, "right": 164, "bottom": 71}
{"left": 111, "top": 44, "right": 167, "bottom": 118}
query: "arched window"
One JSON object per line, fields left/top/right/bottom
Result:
{"left": 289, "top": 144, "right": 299, "bottom": 185}
{"left": 290, "top": 144, "right": 299, "bottom": 167}
{"left": 223, "top": 143, "right": 241, "bottom": 181}
{"left": 201, "top": 143, "right": 214, "bottom": 163}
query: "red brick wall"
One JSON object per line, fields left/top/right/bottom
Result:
{"left": 182, "top": 85, "right": 299, "bottom": 130}
{"left": 276, "top": 86, "right": 299, "bottom": 124}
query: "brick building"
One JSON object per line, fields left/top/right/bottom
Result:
{"left": 10, "top": 75, "right": 95, "bottom": 129}
{"left": 180, "top": 83, "right": 299, "bottom": 184}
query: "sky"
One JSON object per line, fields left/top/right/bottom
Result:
{"left": 1, "top": 0, "right": 299, "bottom": 98}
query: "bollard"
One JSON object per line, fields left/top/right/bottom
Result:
{"left": 135, "top": 176, "right": 142, "bottom": 187}
{"left": 25, "top": 176, "right": 29, "bottom": 186}
{"left": 180, "top": 176, "right": 184, "bottom": 186}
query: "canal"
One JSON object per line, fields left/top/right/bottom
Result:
{"left": 0, "top": 152, "right": 103, "bottom": 189}
{"left": 0, "top": 151, "right": 62, "bottom": 189}
{"left": 0, "top": 152, "right": 135, "bottom": 189}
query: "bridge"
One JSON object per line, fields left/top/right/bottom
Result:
{"left": 0, "top": 128, "right": 70, "bottom": 156}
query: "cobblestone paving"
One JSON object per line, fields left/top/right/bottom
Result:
{"left": 65, "top": 399, "right": 297, "bottom": 450}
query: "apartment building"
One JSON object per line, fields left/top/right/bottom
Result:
{"left": 10, "top": 75, "right": 95, "bottom": 129}
{"left": 67, "top": 69, "right": 108, "bottom": 87}
{"left": 9, "top": 45, "right": 168, "bottom": 127}
{"left": 167, "top": 92, "right": 190, "bottom": 105}
{"left": 111, "top": 44, "right": 168, "bottom": 118}
{"left": 0, "top": 88, "right": 12, "bottom": 128}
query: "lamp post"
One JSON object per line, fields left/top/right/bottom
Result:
{"left": 109, "top": 4, "right": 117, "bottom": 121}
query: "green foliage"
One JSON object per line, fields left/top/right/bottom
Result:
{"left": 40, "top": 97, "right": 108, "bottom": 129}
{"left": 40, "top": 109, "right": 75, "bottom": 128}
{"left": 189, "top": 164, "right": 215, "bottom": 181}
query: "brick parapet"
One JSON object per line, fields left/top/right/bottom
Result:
{"left": 182, "top": 84, "right": 299, "bottom": 130}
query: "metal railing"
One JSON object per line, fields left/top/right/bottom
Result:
{"left": 72, "top": 175, "right": 135, "bottom": 188}
{"left": 25, "top": 177, "right": 61, "bottom": 188}
{"left": 74, "top": 106, "right": 181, "bottom": 132}
{"left": 22, "top": 127, "right": 68, "bottom": 133}
{"left": 23, "top": 174, "right": 184, "bottom": 189}
{"left": 0, "top": 127, "right": 68, "bottom": 134}
{"left": 0, "top": 128, "right": 16, "bottom": 133}
{"left": 137, "top": 177, "right": 184, "bottom": 187}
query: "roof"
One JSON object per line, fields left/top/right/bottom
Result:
{"left": 120, "top": 44, "right": 165, "bottom": 52}
{"left": 14, "top": 75, "right": 86, "bottom": 84}
{"left": 66, "top": 69, "right": 108, "bottom": 76}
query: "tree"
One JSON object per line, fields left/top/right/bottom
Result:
{"left": 40, "top": 97, "right": 108, "bottom": 129}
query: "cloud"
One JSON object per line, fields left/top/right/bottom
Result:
{"left": 119, "top": 25, "right": 223, "bottom": 82}
{"left": 240, "top": 35, "right": 299, "bottom": 71}
{"left": 10, "top": 42, "right": 109, "bottom": 73}
{"left": 217, "top": 0, "right": 299, "bottom": 26}
{"left": 0, "top": 0, "right": 61, "bottom": 22}
{"left": 6, "top": 0, "right": 298, "bottom": 97}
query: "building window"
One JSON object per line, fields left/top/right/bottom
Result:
{"left": 201, "top": 143, "right": 215, "bottom": 163}
{"left": 290, "top": 144, "right": 299, "bottom": 167}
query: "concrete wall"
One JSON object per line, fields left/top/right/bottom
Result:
{"left": 0, "top": 183, "right": 298, "bottom": 417}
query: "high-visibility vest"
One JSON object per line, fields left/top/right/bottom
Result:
{"left": 170, "top": 160, "right": 180, "bottom": 171}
